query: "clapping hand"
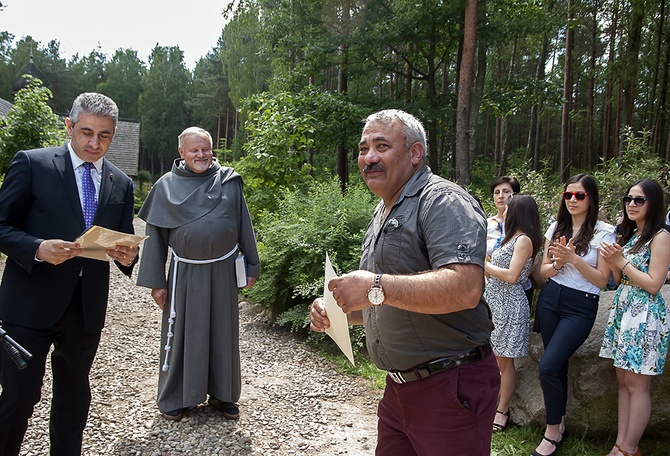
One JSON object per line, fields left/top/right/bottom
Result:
{"left": 599, "top": 241, "right": 624, "bottom": 267}
{"left": 548, "top": 236, "right": 577, "bottom": 268}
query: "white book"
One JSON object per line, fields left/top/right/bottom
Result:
{"left": 235, "top": 254, "right": 247, "bottom": 288}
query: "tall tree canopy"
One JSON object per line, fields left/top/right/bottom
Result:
{"left": 138, "top": 45, "right": 192, "bottom": 175}
{"left": 96, "top": 49, "right": 146, "bottom": 120}
{"left": 1, "top": 0, "right": 669, "bottom": 184}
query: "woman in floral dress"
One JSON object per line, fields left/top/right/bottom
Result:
{"left": 484, "top": 194, "right": 542, "bottom": 432}
{"left": 599, "top": 179, "right": 670, "bottom": 456}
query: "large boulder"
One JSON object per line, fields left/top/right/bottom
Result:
{"left": 511, "top": 285, "right": 670, "bottom": 438}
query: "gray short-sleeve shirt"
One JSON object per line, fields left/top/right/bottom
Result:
{"left": 360, "top": 166, "right": 493, "bottom": 371}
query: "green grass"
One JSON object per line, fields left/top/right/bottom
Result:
{"left": 315, "top": 342, "right": 387, "bottom": 390}
{"left": 492, "top": 424, "right": 670, "bottom": 456}
{"left": 314, "top": 349, "right": 670, "bottom": 456}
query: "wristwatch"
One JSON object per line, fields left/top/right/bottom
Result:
{"left": 367, "top": 274, "right": 385, "bottom": 306}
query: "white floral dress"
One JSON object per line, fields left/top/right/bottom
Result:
{"left": 484, "top": 237, "right": 533, "bottom": 358}
{"left": 600, "top": 230, "right": 669, "bottom": 375}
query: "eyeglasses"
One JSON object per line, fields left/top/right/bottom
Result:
{"left": 622, "top": 195, "right": 648, "bottom": 207}
{"left": 562, "top": 191, "right": 588, "bottom": 201}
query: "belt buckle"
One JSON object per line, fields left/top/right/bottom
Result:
{"left": 388, "top": 371, "right": 407, "bottom": 384}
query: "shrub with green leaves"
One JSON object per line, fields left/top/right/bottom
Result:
{"left": 237, "top": 88, "right": 367, "bottom": 216}
{"left": 593, "top": 128, "right": 670, "bottom": 223}
{"left": 247, "top": 177, "right": 377, "bottom": 334}
{"left": 0, "top": 75, "right": 66, "bottom": 176}
{"left": 469, "top": 158, "right": 562, "bottom": 234}
{"left": 474, "top": 130, "right": 669, "bottom": 239}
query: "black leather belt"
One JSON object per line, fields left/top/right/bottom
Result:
{"left": 387, "top": 343, "right": 492, "bottom": 384}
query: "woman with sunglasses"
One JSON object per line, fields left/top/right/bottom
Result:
{"left": 484, "top": 195, "right": 542, "bottom": 433}
{"left": 599, "top": 179, "right": 670, "bottom": 456}
{"left": 531, "top": 174, "right": 615, "bottom": 456}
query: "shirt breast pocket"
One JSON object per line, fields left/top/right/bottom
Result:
{"left": 378, "top": 217, "right": 404, "bottom": 266}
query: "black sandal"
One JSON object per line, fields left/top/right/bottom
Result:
{"left": 530, "top": 435, "right": 562, "bottom": 456}
{"left": 492, "top": 409, "right": 510, "bottom": 432}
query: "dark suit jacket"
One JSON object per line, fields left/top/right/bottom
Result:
{"left": 0, "top": 144, "right": 136, "bottom": 333}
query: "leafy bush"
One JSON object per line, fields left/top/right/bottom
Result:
{"left": 237, "top": 87, "right": 367, "bottom": 216}
{"left": 133, "top": 169, "right": 153, "bottom": 212}
{"left": 593, "top": 128, "right": 670, "bottom": 223}
{"left": 469, "top": 157, "right": 562, "bottom": 233}
{"left": 247, "top": 177, "right": 377, "bottom": 342}
{"left": 0, "top": 76, "right": 66, "bottom": 176}
{"left": 473, "top": 130, "right": 670, "bottom": 237}
{"left": 511, "top": 162, "right": 563, "bottom": 230}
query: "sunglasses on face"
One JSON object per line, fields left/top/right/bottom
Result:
{"left": 562, "top": 191, "right": 588, "bottom": 201}
{"left": 622, "top": 195, "right": 648, "bottom": 207}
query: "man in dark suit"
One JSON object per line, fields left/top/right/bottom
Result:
{"left": 0, "top": 92, "right": 139, "bottom": 455}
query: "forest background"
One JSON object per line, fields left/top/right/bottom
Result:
{"left": 1, "top": 0, "right": 670, "bottom": 341}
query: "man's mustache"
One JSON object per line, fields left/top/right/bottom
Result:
{"left": 364, "top": 164, "right": 386, "bottom": 174}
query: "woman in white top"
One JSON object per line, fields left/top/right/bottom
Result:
{"left": 531, "top": 174, "right": 615, "bottom": 456}
{"left": 486, "top": 176, "right": 520, "bottom": 258}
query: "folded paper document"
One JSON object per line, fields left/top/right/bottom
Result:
{"left": 323, "top": 253, "right": 355, "bottom": 366}
{"left": 74, "top": 225, "right": 148, "bottom": 261}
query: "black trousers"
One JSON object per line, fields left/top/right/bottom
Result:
{"left": 535, "top": 279, "right": 599, "bottom": 424}
{"left": 0, "top": 280, "right": 102, "bottom": 456}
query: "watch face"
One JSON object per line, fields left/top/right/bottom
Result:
{"left": 368, "top": 287, "right": 385, "bottom": 306}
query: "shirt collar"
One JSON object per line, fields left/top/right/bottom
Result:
{"left": 395, "top": 165, "right": 430, "bottom": 205}
{"left": 67, "top": 142, "right": 103, "bottom": 173}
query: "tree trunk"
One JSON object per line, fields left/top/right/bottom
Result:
{"left": 648, "top": 0, "right": 664, "bottom": 137}
{"left": 560, "top": 0, "right": 574, "bottom": 183}
{"left": 225, "top": 105, "right": 230, "bottom": 151}
{"left": 500, "top": 37, "right": 517, "bottom": 176}
{"left": 618, "top": 0, "right": 645, "bottom": 159}
{"left": 455, "top": 0, "right": 478, "bottom": 185}
{"left": 602, "top": 0, "right": 619, "bottom": 162}
{"left": 586, "top": 2, "right": 597, "bottom": 169}
{"left": 500, "top": 117, "right": 509, "bottom": 176}
{"left": 527, "top": 1, "right": 553, "bottom": 170}
{"left": 468, "top": 0, "right": 488, "bottom": 175}
{"left": 336, "top": 43, "right": 349, "bottom": 191}
{"left": 494, "top": 117, "right": 501, "bottom": 167}
{"left": 527, "top": 35, "right": 548, "bottom": 170}
{"left": 653, "top": 0, "right": 668, "bottom": 156}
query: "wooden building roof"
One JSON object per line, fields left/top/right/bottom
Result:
{"left": 107, "top": 120, "right": 140, "bottom": 177}
{"left": 0, "top": 97, "right": 12, "bottom": 117}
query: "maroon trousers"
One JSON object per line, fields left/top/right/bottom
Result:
{"left": 376, "top": 351, "right": 500, "bottom": 456}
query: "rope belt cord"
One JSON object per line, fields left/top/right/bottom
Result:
{"left": 162, "top": 244, "right": 239, "bottom": 372}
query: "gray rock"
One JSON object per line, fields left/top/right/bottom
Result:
{"left": 513, "top": 285, "right": 670, "bottom": 438}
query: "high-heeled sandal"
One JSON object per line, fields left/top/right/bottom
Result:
{"left": 530, "top": 435, "right": 562, "bottom": 456}
{"left": 492, "top": 409, "right": 510, "bottom": 432}
{"left": 614, "top": 444, "right": 642, "bottom": 456}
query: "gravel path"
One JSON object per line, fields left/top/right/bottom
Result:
{"left": 8, "top": 219, "right": 380, "bottom": 455}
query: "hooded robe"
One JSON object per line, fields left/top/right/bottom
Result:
{"left": 137, "top": 158, "right": 259, "bottom": 412}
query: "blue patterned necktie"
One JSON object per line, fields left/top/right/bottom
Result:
{"left": 82, "top": 162, "right": 97, "bottom": 228}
